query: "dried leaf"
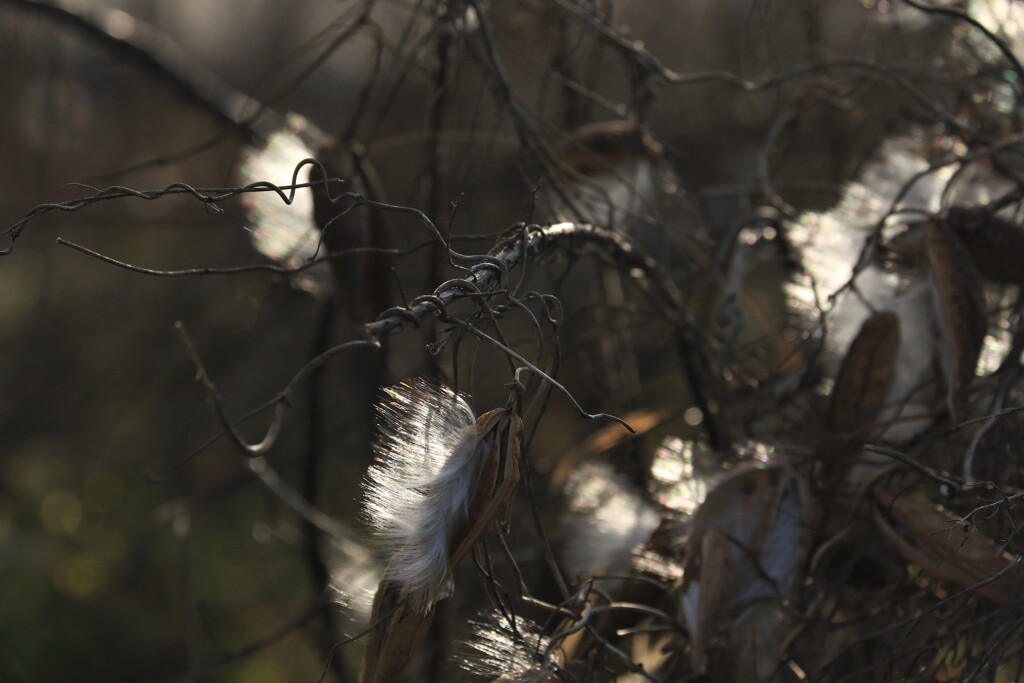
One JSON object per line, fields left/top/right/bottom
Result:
{"left": 873, "top": 484, "right": 1019, "bottom": 605}
{"left": 924, "top": 218, "right": 986, "bottom": 420}
{"left": 547, "top": 407, "right": 672, "bottom": 489}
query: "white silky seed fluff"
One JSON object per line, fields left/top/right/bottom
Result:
{"left": 458, "top": 610, "right": 552, "bottom": 681}
{"left": 363, "top": 379, "right": 483, "bottom": 611}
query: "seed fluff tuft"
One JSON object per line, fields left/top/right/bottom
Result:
{"left": 457, "top": 609, "right": 553, "bottom": 681}
{"left": 363, "top": 378, "right": 483, "bottom": 611}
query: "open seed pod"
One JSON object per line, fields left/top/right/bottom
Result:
{"left": 359, "top": 380, "right": 523, "bottom": 683}
{"left": 456, "top": 610, "right": 563, "bottom": 683}
{"left": 680, "top": 463, "right": 812, "bottom": 681}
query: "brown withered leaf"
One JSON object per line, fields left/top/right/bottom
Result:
{"left": 947, "top": 206, "right": 1024, "bottom": 286}
{"left": 924, "top": 218, "right": 987, "bottom": 420}
{"left": 681, "top": 464, "right": 811, "bottom": 680}
{"left": 872, "top": 484, "right": 1019, "bottom": 605}
{"left": 359, "top": 410, "right": 522, "bottom": 683}
{"left": 827, "top": 311, "right": 901, "bottom": 435}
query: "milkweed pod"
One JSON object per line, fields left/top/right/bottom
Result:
{"left": 873, "top": 480, "right": 1020, "bottom": 606}
{"left": 924, "top": 218, "right": 986, "bottom": 420}
{"left": 359, "top": 380, "right": 523, "bottom": 683}
{"left": 827, "top": 311, "right": 901, "bottom": 436}
{"left": 822, "top": 311, "right": 901, "bottom": 488}
{"left": 448, "top": 407, "right": 522, "bottom": 569}
{"left": 681, "top": 463, "right": 811, "bottom": 679}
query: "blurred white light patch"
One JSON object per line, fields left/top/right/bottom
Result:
{"left": 734, "top": 439, "right": 775, "bottom": 464}
{"left": 562, "top": 463, "right": 660, "bottom": 577}
{"left": 978, "top": 329, "right": 1012, "bottom": 376}
{"left": 648, "top": 436, "right": 708, "bottom": 515}
{"left": 966, "top": 1, "right": 1024, "bottom": 65}
{"left": 784, "top": 133, "right": 954, "bottom": 365}
{"left": 683, "top": 406, "right": 704, "bottom": 426}
{"left": 632, "top": 546, "right": 684, "bottom": 581}
{"left": 104, "top": 9, "right": 136, "bottom": 39}
{"left": 238, "top": 114, "right": 327, "bottom": 294}
{"left": 326, "top": 535, "right": 381, "bottom": 629}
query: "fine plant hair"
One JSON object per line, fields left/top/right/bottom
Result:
{"left": 457, "top": 610, "right": 553, "bottom": 681}
{"left": 363, "top": 379, "right": 483, "bottom": 611}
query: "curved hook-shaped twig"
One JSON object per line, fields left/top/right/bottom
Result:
{"left": 176, "top": 321, "right": 379, "bottom": 456}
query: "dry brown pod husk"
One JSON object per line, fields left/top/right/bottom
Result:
{"left": 872, "top": 481, "right": 1019, "bottom": 606}
{"left": 924, "top": 218, "right": 987, "bottom": 421}
{"left": 821, "top": 311, "right": 901, "bottom": 488}
{"left": 359, "top": 409, "right": 522, "bottom": 683}
{"left": 827, "top": 311, "right": 901, "bottom": 436}
{"left": 681, "top": 463, "right": 812, "bottom": 681}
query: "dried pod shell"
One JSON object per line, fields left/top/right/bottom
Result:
{"left": 358, "top": 581, "right": 434, "bottom": 683}
{"left": 681, "top": 464, "right": 811, "bottom": 679}
{"left": 360, "top": 382, "right": 523, "bottom": 683}
{"left": 690, "top": 527, "right": 738, "bottom": 673}
{"left": 827, "top": 311, "right": 901, "bottom": 435}
{"left": 924, "top": 218, "right": 986, "bottom": 420}
{"left": 448, "top": 409, "right": 522, "bottom": 568}
{"left": 873, "top": 484, "right": 1019, "bottom": 605}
